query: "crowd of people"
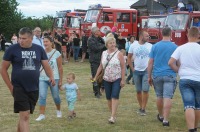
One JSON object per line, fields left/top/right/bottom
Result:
{"left": 0, "top": 25, "right": 200, "bottom": 132}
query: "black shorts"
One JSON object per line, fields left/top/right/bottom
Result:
{"left": 82, "top": 46, "right": 87, "bottom": 53}
{"left": 13, "top": 86, "right": 39, "bottom": 114}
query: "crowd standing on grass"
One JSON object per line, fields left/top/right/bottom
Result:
{"left": 1, "top": 24, "right": 200, "bottom": 132}
{"left": 0, "top": 27, "right": 55, "bottom": 132}
{"left": 148, "top": 27, "right": 177, "bottom": 127}
{"left": 36, "top": 35, "right": 63, "bottom": 121}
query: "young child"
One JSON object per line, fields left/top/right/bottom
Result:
{"left": 61, "top": 73, "right": 81, "bottom": 120}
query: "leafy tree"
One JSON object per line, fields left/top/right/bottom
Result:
{"left": 0, "top": 0, "right": 21, "bottom": 41}
{"left": 0, "top": 0, "right": 54, "bottom": 42}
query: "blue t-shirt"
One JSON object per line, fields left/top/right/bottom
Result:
{"left": 63, "top": 83, "right": 78, "bottom": 101}
{"left": 149, "top": 41, "right": 177, "bottom": 77}
{"left": 193, "top": 22, "right": 200, "bottom": 27}
{"left": 3, "top": 44, "right": 47, "bottom": 92}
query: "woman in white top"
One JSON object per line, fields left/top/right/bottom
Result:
{"left": 36, "top": 36, "right": 63, "bottom": 121}
{"left": 94, "top": 36, "right": 125, "bottom": 124}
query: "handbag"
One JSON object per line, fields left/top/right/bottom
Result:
{"left": 40, "top": 49, "right": 56, "bottom": 73}
{"left": 96, "top": 50, "right": 118, "bottom": 84}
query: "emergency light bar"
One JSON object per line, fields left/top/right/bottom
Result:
{"left": 61, "top": 10, "right": 71, "bottom": 13}
{"left": 89, "top": 4, "right": 102, "bottom": 9}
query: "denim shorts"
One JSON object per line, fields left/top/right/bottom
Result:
{"left": 104, "top": 78, "right": 121, "bottom": 100}
{"left": 133, "top": 70, "right": 149, "bottom": 92}
{"left": 153, "top": 76, "right": 177, "bottom": 99}
{"left": 179, "top": 79, "right": 200, "bottom": 110}
{"left": 38, "top": 79, "right": 61, "bottom": 106}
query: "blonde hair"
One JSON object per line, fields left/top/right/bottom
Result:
{"left": 106, "top": 33, "right": 114, "bottom": 38}
{"left": 105, "top": 37, "right": 116, "bottom": 48}
{"left": 67, "top": 72, "right": 75, "bottom": 80}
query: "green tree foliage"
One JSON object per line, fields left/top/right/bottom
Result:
{"left": 0, "top": 0, "right": 53, "bottom": 42}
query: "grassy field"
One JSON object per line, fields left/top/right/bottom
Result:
{"left": 0, "top": 51, "right": 187, "bottom": 132}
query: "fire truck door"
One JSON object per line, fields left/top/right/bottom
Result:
{"left": 98, "top": 12, "right": 113, "bottom": 35}
{"left": 116, "top": 12, "right": 131, "bottom": 37}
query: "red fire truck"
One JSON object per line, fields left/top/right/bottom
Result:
{"left": 82, "top": 4, "right": 144, "bottom": 38}
{"left": 53, "top": 9, "right": 86, "bottom": 36}
{"left": 145, "top": 15, "right": 167, "bottom": 43}
{"left": 165, "top": 11, "right": 200, "bottom": 45}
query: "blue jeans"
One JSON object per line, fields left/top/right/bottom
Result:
{"left": 73, "top": 46, "right": 80, "bottom": 61}
{"left": 38, "top": 79, "right": 61, "bottom": 106}
{"left": 104, "top": 78, "right": 121, "bottom": 100}
{"left": 133, "top": 70, "right": 149, "bottom": 92}
{"left": 179, "top": 79, "right": 200, "bottom": 110}
{"left": 153, "top": 76, "right": 177, "bottom": 99}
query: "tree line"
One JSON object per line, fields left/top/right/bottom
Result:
{"left": 0, "top": 0, "right": 53, "bottom": 42}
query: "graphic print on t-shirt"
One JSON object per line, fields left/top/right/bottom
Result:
{"left": 22, "top": 51, "right": 36, "bottom": 70}
{"left": 135, "top": 46, "right": 149, "bottom": 59}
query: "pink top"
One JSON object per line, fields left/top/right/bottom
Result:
{"left": 111, "top": 26, "right": 117, "bottom": 33}
{"left": 102, "top": 50, "right": 121, "bottom": 82}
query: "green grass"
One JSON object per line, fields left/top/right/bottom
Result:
{"left": 0, "top": 51, "right": 186, "bottom": 132}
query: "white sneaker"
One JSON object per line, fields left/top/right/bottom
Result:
{"left": 108, "top": 117, "right": 116, "bottom": 124}
{"left": 36, "top": 114, "right": 45, "bottom": 121}
{"left": 57, "top": 110, "right": 62, "bottom": 118}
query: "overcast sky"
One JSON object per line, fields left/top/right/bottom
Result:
{"left": 16, "top": 0, "right": 138, "bottom": 18}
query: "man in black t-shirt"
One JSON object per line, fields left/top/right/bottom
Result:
{"left": 61, "top": 30, "right": 69, "bottom": 63}
{"left": 54, "top": 28, "right": 62, "bottom": 53}
{"left": 0, "top": 27, "right": 55, "bottom": 132}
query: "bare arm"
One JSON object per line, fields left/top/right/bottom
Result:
{"left": 168, "top": 57, "right": 179, "bottom": 73}
{"left": 56, "top": 55, "right": 63, "bottom": 88}
{"left": 147, "top": 58, "right": 154, "bottom": 86}
{"left": 77, "top": 89, "right": 81, "bottom": 101}
{"left": 0, "top": 60, "right": 13, "bottom": 94}
{"left": 41, "top": 60, "right": 55, "bottom": 86}
{"left": 54, "top": 38, "right": 62, "bottom": 46}
{"left": 118, "top": 52, "right": 125, "bottom": 88}
{"left": 127, "top": 53, "right": 134, "bottom": 72}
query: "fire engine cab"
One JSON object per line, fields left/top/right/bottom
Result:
{"left": 145, "top": 15, "right": 167, "bottom": 43}
{"left": 165, "top": 11, "right": 200, "bottom": 45}
{"left": 82, "top": 4, "right": 139, "bottom": 38}
{"left": 53, "top": 9, "right": 86, "bottom": 36}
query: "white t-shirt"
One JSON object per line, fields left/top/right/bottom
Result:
{"left": 128, "top": 41, "right": 152, "bottom": 71}
{"left": 171, "top": 42, "right": 200, "bottom": 81}
{"left": 178, "top": 2, "right": 185, "bottom": 8}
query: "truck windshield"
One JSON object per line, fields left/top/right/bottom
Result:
{"left": 84, "top": 9, "right": 100, "bottom": 23}
{"left": 147, "top": 16, "right": 166, "bottom": 28}
{"left": 54, "top": 17, "right": 64, "bottom": 28}
{"left": 165, "top": 14, "right": 189, "bottom": 30}
{"left": 70, "top": 17, "right": 80, "bottom": 28}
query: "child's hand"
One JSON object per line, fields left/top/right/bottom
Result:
{"left": 59, "top": 86, "right": 64, "bottom": 91}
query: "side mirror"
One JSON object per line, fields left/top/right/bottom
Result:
{"left": 156, "top": 21, "right": 161, "bottom": 27}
